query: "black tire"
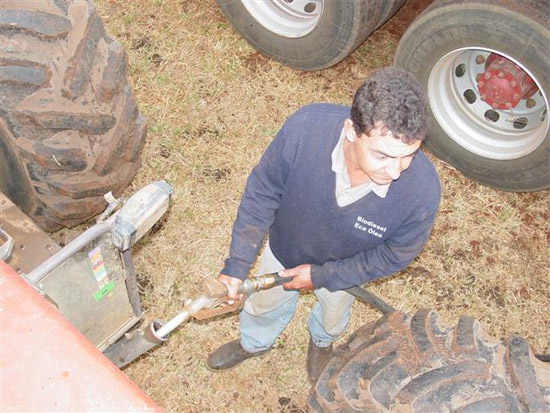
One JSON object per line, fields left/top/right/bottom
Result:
{"left": 308, "top": 309, "right": 550, "bottom": 412}
{"left": 217, "top": 0, "right": 406, "bottom": 71}
{"left": 0, "top": 0, "right": 146, "bottom": 231}
{"left": 394, "top": 0, "right": 549, "bottom": 192}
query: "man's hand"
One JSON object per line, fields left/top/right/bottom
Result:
{"left": 217, "top": 274, "right": 243, "bottom": 305}
{"left": 281, "top": 264, "right": 314, "bottom": 291}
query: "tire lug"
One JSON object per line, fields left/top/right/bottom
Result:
{"left": 304, "top": 2, "right": 316, "bottom": 13}
{"left": 526, "top": 98, "right": 536, "bottom": 108}
{"left": 475, "top": 55, "right": 485, "bottom": 64}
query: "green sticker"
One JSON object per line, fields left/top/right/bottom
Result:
{"left": 93, "top": 280, "right": 115, "bottom": 301}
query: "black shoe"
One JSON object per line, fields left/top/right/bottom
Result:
{"left": 307, "top": 337, "right": 333, "bottom": 384}
{"left": 206, "top": 339, "right": 271, "bottom": 371}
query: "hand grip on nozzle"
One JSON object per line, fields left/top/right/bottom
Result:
{"left": 237, "top": 272, "right": 293, "bottom": 295}
{"left": 192, "top": 273, "right": 293, "bottom": 321}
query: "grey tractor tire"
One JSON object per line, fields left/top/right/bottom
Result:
{"left": 394, "top": 0, "right": 549, "bottom": 192}
{"left": 0, "top": 0, "right": 146, "bottom": 231}
{"left": 217, "top": 0, "right": 406, "bottom": 71}
{"left": 308, "top": 309, "right": 550, "bottom": 412}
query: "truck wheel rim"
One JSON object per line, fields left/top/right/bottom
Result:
{"left": 241, "top": 0, "right": 323, "bottom": 38}
{"left": 427, "top": 47, "right": 548, "bottom": 160}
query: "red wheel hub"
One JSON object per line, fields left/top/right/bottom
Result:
{"left": 477, "top": 54, "right": 538, "bottom": 110}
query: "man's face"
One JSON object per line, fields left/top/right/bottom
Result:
{"left": 346, "top": 121, "right": 421, "bottom": 185}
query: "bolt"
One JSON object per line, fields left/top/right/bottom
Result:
{"left": 476, "top": 73, "right": 483, "bottom": 81}
{"left": 526, "top": 98, "right": 536, "bottom": 108}
{"left": 475, "top": 55, "right": 486, "bottom": 64}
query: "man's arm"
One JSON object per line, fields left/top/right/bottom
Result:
{"left": 219, "top": 119, "right": 298, "bottom": 298}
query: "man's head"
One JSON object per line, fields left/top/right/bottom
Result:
{"left": 350, "top": 67, "right": 428, "bottom": 143}
{"left": 344, "top": 67, "right": 428, "bottom": 185}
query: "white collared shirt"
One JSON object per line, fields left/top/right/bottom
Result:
{"left": 331, "top": 126, "right": 390, "bottom": 207}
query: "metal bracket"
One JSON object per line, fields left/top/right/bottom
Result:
{"left": 0, "top": 227, "right": 14, "bottom": 261}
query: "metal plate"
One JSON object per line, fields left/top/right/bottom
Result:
{"left": 0, "top": 191, "right": 61, "bottom": 273}
{"left": 39, "top": 233, "right": 141, "bottom": 351}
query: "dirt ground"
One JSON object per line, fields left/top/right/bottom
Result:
{"left": 66, "top": 0, "right": 550, "bottom": 411}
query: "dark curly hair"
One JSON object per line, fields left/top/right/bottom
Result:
{"left": 351, "top": 67, "right": 428, "bottom": 143}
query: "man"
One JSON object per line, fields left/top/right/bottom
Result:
{"left": 207, "top": 67, "right": 441, "bottom": 383}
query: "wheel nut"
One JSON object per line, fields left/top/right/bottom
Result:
{"left": 475, "top": 55, "right": 485, "bottom": 64}
{"left": 526, "top": 98, "right": 536, "bottom": 108}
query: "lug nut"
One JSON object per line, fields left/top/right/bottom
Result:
{"left": 475, "top": 55, "right": 486, "bottom": 64}
{"left": 526, "top": 98, "right": 536, "bottom": 108}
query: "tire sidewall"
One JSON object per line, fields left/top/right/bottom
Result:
{"left": 395, "top": 2, "right": 550, "bottom": 191}
{"left": 217, "top": 0, "right": 356, "bottom": 70}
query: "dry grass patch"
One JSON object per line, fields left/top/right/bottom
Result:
{"left": 56, "top": 0, "right": 550, "bottom": 411}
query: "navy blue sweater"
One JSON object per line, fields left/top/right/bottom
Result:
{"left": 222, "top": 104, "right": 440, "bottom": 291}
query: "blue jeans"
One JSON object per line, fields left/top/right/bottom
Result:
{"left": 240, "top": 242, "right": 355, "bottom": 352}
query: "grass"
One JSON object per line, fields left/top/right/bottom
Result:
{"left": 66, "top": 0, "right": 550, "bottom": 411}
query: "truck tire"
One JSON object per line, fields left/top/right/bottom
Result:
{"left": 0, "top": 0, "right": 146, "bottom": 231}
{"left": 217, "top": 0, "right": 406, "bottom": 71}
{"left": 394, "top": 0, "right": 549, "bottom": 192}
{"left": 308, "top": 310, "right": 550, "bottom": 412}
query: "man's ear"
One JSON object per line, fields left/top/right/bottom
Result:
{"left": 344, "top": 119, "right": 356, "bottom": 142}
